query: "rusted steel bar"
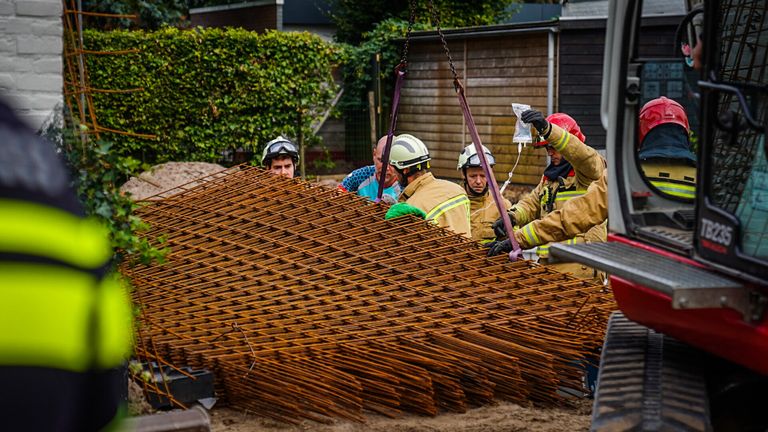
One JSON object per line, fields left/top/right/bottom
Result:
{"left": 63, "top": 10, "right": 137, "bottom": 18}
{"left": 124, "top": 167, "right": 616, "bottom": 422}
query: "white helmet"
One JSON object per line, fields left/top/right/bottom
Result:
{"left": 389, "top": 134, "right": 431, "bottom": 170}
{"left": 261, "top": 136, "right": 299, "bottom": 166}
{"left": 457, "top": 143, "right": 495, "bottom": 170}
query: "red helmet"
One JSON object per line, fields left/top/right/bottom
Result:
{"left": 533, "top": 113, "right": 586, "bottom": 147}
{"left": 638, "top": 96, "right": 689, "bottom": 145}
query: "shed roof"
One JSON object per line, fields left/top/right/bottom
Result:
{"left": 561, "top": 0, "right": 687, "bottom": 20}
{"left": 283, "top": 0, "right": 332, "bottom": 25}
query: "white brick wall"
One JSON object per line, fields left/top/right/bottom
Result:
{"left": 0, "top": 0, "right": 62, "bottom": 130}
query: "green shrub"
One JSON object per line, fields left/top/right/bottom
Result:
{"left": 83, "top": 27, "right": 344, "bottom": 165}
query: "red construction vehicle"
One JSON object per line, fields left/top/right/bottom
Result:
{"left": 550, "top": 0, "right": 768, "bottom": 430}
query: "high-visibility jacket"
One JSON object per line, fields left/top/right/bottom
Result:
{"left": 512, "top": 124, "right": 607, "bottom": 259}
{"left": 0, "top": 101, "right": 133, "bottom": 431}
{"left": 515, "top": 169, "right": 608, "bottom": 249}
{"left": 641, "top": 160, "right": 696, "bottom": 200}
{"left": 468, "top": 191, "right": 512, "bottom": 244}
{"left": 400, "top": 172, "right": 471, "bottom": 238}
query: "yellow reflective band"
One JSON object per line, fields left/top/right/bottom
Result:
{"left": 0, "top": 264, "right": 132, "bottom": 371}
{"left": 553, "top": 130, "right": 571, "bottom": 152}
{"left": 0, "top": 199, "right": 112, "bottom": 269}
{"left": 522, "top": 223, "right": 541, "bottom": 246}
{"left": 425, "top": 194, "right": 471, "bottom": 222}
{"left": 536, "top": 243, "right": 550, "bottom": 256}
{"left": 555, "top": 190, "right": 586, "bottom": 202}
{"left": 96, "top": 274, "right": 134, "bottom": 368}
{"left": 649, "top": 180, "right": 696, "bottom": 199}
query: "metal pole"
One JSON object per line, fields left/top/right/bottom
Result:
{"left": 298, "top": 109, "right": 305, "bottom": 179}
{"left": 368, "top": 91, "right": 376, "bottom": 148}
{"left": 375, "top": 53, "right": 382, "bottom": 137}
{"left": 77, "top": 0, "right": 87, "bottom": 144}
{"left": 547, "top": 30, "right": 555, "bottom": 115}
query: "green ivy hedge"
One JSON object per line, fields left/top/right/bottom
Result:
{"left": 83, "top": 27, "right": 344, "bottom": 165}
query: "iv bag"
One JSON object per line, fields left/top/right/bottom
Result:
{"left": 511, "top": 103, "right": 532, "bottom": 145}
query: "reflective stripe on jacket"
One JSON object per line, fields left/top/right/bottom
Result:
{"left": 400, "top": 172, "right": 471, "bottom": 238}
{"left": 641, "top": 161, "right": 696, "bottom": 200}
{"left": 514, "top": 169, "right": 608, "bottom": 249}
{"left": 0, "top": 199, "right": 133, "bottom": 372}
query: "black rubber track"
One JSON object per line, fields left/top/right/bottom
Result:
{"left": 591, "top": 312, "right": 712, "bottom": 432}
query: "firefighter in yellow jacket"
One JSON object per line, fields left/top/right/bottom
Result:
{"left": 513, "top": 169, "right": 608, "bottom": 249}
{"left": 457, "top": 143, "right": 512, "bottom": 244}
{"left": 388, "top": 134, "right": 472, "bottom": 238}
{"left": 638, "top": 96, "right": 696, "bottom": 200}
{"left": 0, "top": 99, "right": 133, "bottom": 430}
{"left": 489, "top": 109, "right": 606, "bottom": 278}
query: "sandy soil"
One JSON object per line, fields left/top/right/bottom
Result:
{"left": 120, "top": 161, "right": 228, "bottom": 201}
{"left": 207, "top": 401, "right": 592, "bottom": 432}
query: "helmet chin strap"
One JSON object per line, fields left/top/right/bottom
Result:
{"left": 396, "top": 167, "right": 410, "bottom": 188}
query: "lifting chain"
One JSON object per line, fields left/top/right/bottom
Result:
{"left": 376, "top": 0, "right": 416, "bottom": 201}
{"left": 428, "top": 0, "right": 459, "bottom": 86}
{"left": 399, "top": 0, "right": 417, "bottom": 68}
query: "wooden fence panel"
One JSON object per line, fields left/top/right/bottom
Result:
{"left": 398, "top": 32, "right": 552, "bottom": 185}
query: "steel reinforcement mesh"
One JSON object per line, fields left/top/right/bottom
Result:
{"left": 124, "top": 167, "right": 616, "bottom": 424}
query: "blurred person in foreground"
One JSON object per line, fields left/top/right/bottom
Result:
{"left": 0, "top": 98, "right": 132, "bottom": 430}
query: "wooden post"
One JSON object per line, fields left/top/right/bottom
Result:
{"left": 297, "top": 109, "right": 305, "bottom": 179}
{"left": 368, "top": 91, "right": 377, "bottom": 147}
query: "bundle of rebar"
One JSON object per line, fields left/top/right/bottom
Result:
{"left": 124, "top": 166, "right": 616, "bottom": 424}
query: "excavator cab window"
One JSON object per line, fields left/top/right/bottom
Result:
{"left": 695, "top": 0, "right": 768, "bottom": 281}
{"left": 632, "top": 3, "right": 702, "bottom": 204}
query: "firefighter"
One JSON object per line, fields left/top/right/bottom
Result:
{"left": 489, "top": 110, "right": 606, "bottom": 279}
{"left": 339, "top": 135, "right": 402, "bottom": 204}
{"left": 261, "top": 135, "right": 299, "bottom": 178}
{"left": 638, "top": 96, "right": 696, "bottom": 200}
{"left": 508, "top": 169, "right": 608, "bottom": 251}
{"left": 457, "top": 143, "right": 512, "bottom": 244}
{"left": 388, "top": 133, "right": 471, "bottom": 238}
{"left": 0, "top": 99, "right": 133, "bottom": 430}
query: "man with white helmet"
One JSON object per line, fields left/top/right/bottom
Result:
{"left": 261, "top": 136, "right": 299, "bottom": 178}
{"left": 457, "top": 144, "right": 512, "bottom": 244}
{"left": 388, "top": 134, "right": 471, "bottom": 238}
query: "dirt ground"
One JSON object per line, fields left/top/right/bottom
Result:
{"left": 120, "top": 161, "right": 228, "bottom": 200}
{"left": 207, "top": 401, "right": 592, "bottom": 432}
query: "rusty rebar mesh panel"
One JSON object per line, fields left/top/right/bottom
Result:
{"left": 125, "top": 167, "right": 616, "bottom": 424}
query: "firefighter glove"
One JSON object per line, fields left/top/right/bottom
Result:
{"left": 492, "top": 210, "right": 516, "bottom": 239}
{"left": 521, "top": 109, "right": 551, "bottom": 138}
{"left": 487, "top": 239, "right": 513, "bottom": 257}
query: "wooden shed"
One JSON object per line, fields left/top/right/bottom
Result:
{"left": 397, "top": 22, "right": 558, "bottom": 186}
{"left": 558, "top": 1, "right": 687, "bottom": 149}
